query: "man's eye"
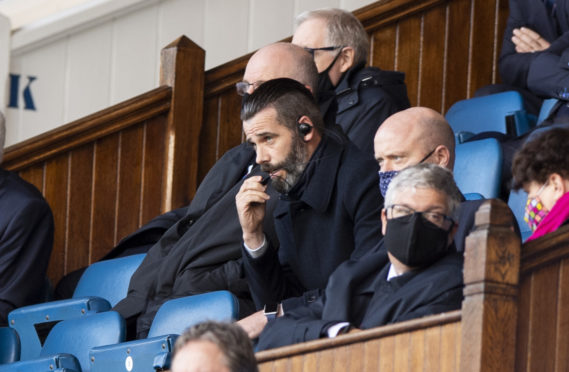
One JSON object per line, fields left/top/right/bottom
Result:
{"left": 265, "top": 136, "right": 273, "bottom": 143}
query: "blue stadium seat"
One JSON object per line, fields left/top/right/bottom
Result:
{"left": 446, "top": 91, "right": 534, "bottom": 142}
{"left": 0, "top": 327, "right": 20, "bottom": 364}
{"left": 90, "top": 291, "right": 239, "bottom": 372}
{"left": 537, "top": 98, "right": 559, "bottom": 124}
{"left": 508, "top": 189, "right": 532, "bottom": 242}
{"left": 454, "top": 138, "right": 503, "bottom": 199}
{"left": 0, "top": 311, "right": 125, "bottom": 372}
{"left": 9, "top": 254, "right": 145, "bottom": 360}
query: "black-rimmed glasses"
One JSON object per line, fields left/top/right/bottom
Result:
{"left": 235, "top": 80, "right": 265, "bottom": 96}
{"left": 303, "top": 46, "right": 343, "bottom": 57}
{"left": 386, "top": 204, "right": 455, "bottom": 230}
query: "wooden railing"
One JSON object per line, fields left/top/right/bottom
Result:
{"left": 256, "top": 199, "right": 526, "bottom": 372}
{"left": 2, "top": 36, "right": 204, "bottom": 284}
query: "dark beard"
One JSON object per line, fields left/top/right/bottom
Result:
{"left": 260, "top": 134, "right": 307, "bottom": 194}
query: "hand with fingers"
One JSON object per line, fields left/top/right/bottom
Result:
{"left": 512, "top": 27, "right": 551, "bottom": 53}
{"left": 236, "top": 175, "right": 271, "bottom": 248}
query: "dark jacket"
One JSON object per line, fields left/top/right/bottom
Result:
{"left": 257, "top": 242, "right": 463, "bottom": 351}
{"left": 113, "top": 143, "right": 280, "bottom": 338}
{"left": 0, "top": 168, "right": 54, "bottom": 325}
{"left": 242, "top": 134, "right": 383, "bottom": 310}
{"left": 335, "top": 63, "right": 410, "bottom": 156}
{"left": 500, "top": 0, "right": 569, "bottom": 99}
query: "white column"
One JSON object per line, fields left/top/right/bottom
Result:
{"left": 0, "top": 12, "right": 10, "bottom": 115}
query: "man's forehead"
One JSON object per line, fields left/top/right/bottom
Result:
{"left": 292, "top": 18, "right": 329, "bottom": 46}
{"left": 243, "top": 107, "right": 279, "bottom": 136}
{"left": 392, "top": 186, "right": 447, "bottom": 210}
{"left": 244, "top": 51, "right": 298, "bottom": 82}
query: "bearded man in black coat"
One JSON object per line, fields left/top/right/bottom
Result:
{"left": 255, "top": 163, "right": 464, "bottom": 351}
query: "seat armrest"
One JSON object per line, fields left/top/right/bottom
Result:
{"left": 0, "top": 353, "right": 81, "bottom": 372}
{"left": 153, "top": 351, "right": 173, "bottom": 371}
{"left": 90, "top": 334, "right": 178, "bottom": 372}
{"left": 8, "top": 297, "right": 111, "bottom": 360}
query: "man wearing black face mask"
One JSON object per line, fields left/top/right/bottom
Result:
{"left": 292, "top": 8, "right": 411, "bottom": 156}
{"left": 254, "top": 163, "right": 464, "bottom": 351}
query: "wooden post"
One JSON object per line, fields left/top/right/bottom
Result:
{"left": 460, "top": 199, "right": 521, "bottom": 372}
{"left": 160, "top": 35, "right": 205, "bottom": 211}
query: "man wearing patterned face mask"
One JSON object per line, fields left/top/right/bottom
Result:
{"left": 253, "top": 163, "right": 464, "bottom": 351}
{"left": 373, "top": 107, "right": 485, "bottom": 252}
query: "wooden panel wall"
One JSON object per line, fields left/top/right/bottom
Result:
{"left": 515, "top": 225, "right": 569, "bottom": 372}
{"left": 257, "top": 312, "right": 462, "bottom": 372}
{"left": 199, "top": 0, "right": 509, "bottom": 183}
{"left": 1, "top": 36, "right": 205, "bottom": 285}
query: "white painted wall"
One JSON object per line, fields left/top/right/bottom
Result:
{"left": 3, "top": 0, "right": 376, "bottom": 146}
{"left": 0, "top": 13, "right": 9, "bottom": 121}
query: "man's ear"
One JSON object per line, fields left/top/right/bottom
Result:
{"left": 297, "top": 115, "right": 315, "bottom": 142}
{"left": 381, "top": 209, "right": 387, "bottom": 236}
{"left": 338, "top": 47, "right": 355, "bottom": 73}
{"left": 434, "top": 145, "right": 451, "bottom": 169}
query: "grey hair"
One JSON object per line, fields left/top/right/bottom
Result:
{"left": 173, "top": 321, "right": 258, "bottom": 372}
{"left": 295, "top": 8, "right": 369, "bottom": 65}
{"left": 0, "top": 111, "right": 5, "bottom": 163}
{"left": 384, "top": 163, "right": 462, "bottom": 219}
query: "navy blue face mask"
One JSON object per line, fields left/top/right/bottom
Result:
{"left": 377, "top": 148, "right": 437, "bottom": 198}
{"left": 378, "top": 170, "right": 398, "bottom": 197}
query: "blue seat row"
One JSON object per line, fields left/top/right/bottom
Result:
{"left": 0, "top": 291, "right": 238, "bottom": 372}
{"left": 0, "top": 252, "right": 239, "bottom": 372}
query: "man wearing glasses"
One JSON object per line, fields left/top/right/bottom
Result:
{"left": 291, "top": 8, "right": 410, "bottom": 156}
{"left": 255, "top": 163, "right": 464, "bottom": 350}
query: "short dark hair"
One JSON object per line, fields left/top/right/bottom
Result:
{"left": 512, "top": 127, "right": 569, "bottom": 190}
{"left": 173, "top": 321, "right": 258, "bottom": 372}
{"left": 240, "top": 78, "right": 324, "bottom": 135}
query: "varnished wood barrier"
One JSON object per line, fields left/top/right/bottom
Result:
{"left": 256, "top": 200, "right": 521, "bottom": 371}
{"left": 199, "top": 0, "right": 509, "bottom": 182}
{"left": 1, "top": 36, "right": 204, "bottom": 285}
{"left": 516, "top": 224, "right": 569, "bottom": 371}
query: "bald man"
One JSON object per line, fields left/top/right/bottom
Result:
{"left": 238, "top": 42, "right": 343, "bottom": 138}
{"left": 374, "top": 107, "right": 483, "bottom": 252}
{"left": 112, "top": 42, "right": 340, "bottom": 340}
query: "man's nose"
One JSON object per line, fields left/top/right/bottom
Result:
{"left": 256, "top": 146, "right": 269, "bottom": 164}
{"left": 380, "top": 160, "right": 393, "bottom": 172}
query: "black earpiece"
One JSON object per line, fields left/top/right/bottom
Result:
{"left": 298, "top": 121, "right": 312, "bottom": 137}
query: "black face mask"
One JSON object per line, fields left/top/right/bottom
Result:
{"left": 317, "top": 51, "right": 343, "bottom": 95}
{"left": 384, "top": 213, "right": 452, "bottom": 268}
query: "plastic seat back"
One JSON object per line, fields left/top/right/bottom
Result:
{"left": 74, "top": 254, "right": 146, "bottom": 307}
{"left": 454, "top": 138, "right": 503, "bottom": 199}
{"left": 0, "top": 327, "right": 20, "bottom": 364}
{"left": 537, "top": 98, "right": 559, "bottom": 124}
{"left": 149, "top": 290, "right": 239, "bottom": 337}
{"left": 41, "top": 311, "right": 125, "bottom": 371}
{"left": 446, "top": 91, "right": 533, "bottom": 139}
{"left": 508, "top": 189, "right": 532, "bottom": 242}
{"left": 9, "top": 254, "right": 144, "bottom": 361}
{"left": 90, "top": 291, "right": 239, "bottom": 372}
{"left": 0, "top": 312, "right": 124, "bottom": 372}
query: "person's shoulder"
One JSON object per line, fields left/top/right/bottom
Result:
{"left": 355, "top": 66, "right": 406, "bottom": 85}
{"left": 0, "top": 168, "right": 47, "bottom": 204}
{"left": 425, "top": 252, "right": 464, "bottom": 279}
